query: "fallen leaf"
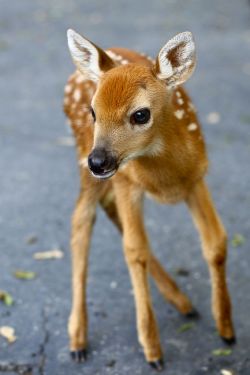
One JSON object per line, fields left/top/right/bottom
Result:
{"left": 206, "top": 112, "right": 221, "bottom": 124}
{"left": 0, "top": 326, "right": 17, "bottom": 343}
{"left": 221, "top": 369, "right": 235, "bottom": 375}
{"left": 0, "top": 290, "right": 14, "bottom": 306}
{"left": 55, "top": 136, "right": 75, "bottom": 146}
{"left": 110, "top": 281, "right": 117, "bottom": 289}
{"left": 177, "top": 322, "right": 195, "bottom": 333}
{"left": 14, "top": 270, "right": 37, "bottom": 280}
{"left": 33, "top": 249, "right": 64, "bottom": 260}
{"left": 212, "top": 348, "right": 232, "bottom": 356}
{"left": 26, "top": 235, "right": 38, "bottom": 245}
{"left": 231, "top": 233, "right": 245, "bottom": 247}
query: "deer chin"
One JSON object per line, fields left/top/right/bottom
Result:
{"left": 90, "top": 167, "right": 118, "bottom": 180}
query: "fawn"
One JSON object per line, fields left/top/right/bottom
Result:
{"left": 64, "top": 29, "right": 235, "bottom": 370}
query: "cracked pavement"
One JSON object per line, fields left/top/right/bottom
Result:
{"left": 0, "top": 0, "right": 250, "bottom": 374}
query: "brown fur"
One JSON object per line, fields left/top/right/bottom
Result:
{"left": 64, "top": 41, "right": 235, "bottom": 365}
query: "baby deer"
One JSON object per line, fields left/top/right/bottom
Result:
{"left": 64, "top": 29, "right": 235, "bottom": 370}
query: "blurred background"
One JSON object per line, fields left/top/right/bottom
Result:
{"left": 0, "top": 1, "right": 250, "bottom": 374}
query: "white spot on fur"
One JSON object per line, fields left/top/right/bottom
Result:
{"left": 106, "top": 50, "right": 121, "bottom": 61}
{"left": 176, "top": 91, "right": 181, "bottom": 98}
{"left": 147, "top": 56, "right": 155, "bottom": 63}
{"left": 174, "top": 109, "right": 185, "bottom": 119}
{"left": 177, "top": 98, "right": 184, "bottom": 105}
{"left": 73, "top": 88, "right": 81, "bottom": 102}
{"left": 75, "top": 74, "right": 85, "bottom": 84}
{"left": 64, "top": 84, "right": 73, "bottom": 94}
{"left": 141, "top": 53, "right": 154, "bottom": 63}
{"left": 187, "top": 101, "right": 196, "bottom": 112}
{"left": 188, "top": 123, "right": 198, "bottom": 131}
{"left": 106, "top": 50, "right": 129, "bottom": 65}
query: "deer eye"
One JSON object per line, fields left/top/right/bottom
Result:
{"left": 130, "top": 108, "right": 151, "bottom": 125}
{"left": 90, "top": 107, "right": 96, "bottom": 122}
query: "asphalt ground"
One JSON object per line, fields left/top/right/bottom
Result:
{"left": 0, "top": 1, "right": 250, "bottom": 374}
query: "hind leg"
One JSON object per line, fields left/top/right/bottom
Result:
{"left": 149, "top": 255, "right": 194, "bottom": 315}
{"left": 100, "top": 184, "right": 194, "bottom": 316}
{"left": 69, "top": 169, "right": 107, "bottom": 361}
{"left": 186, "top": 179, "right": 235, "bottom": 341}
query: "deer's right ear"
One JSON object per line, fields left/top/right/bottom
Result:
{"left": 67, "top": 29, "right": 115, "bottom": 82}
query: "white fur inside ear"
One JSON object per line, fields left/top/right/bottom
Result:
{"left": 157, "top": 31, "right": 196, "bottom": 86}
{"left": 67, "top": 29, "right": 101, "bottom": 81}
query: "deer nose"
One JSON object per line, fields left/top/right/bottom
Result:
{"left": 88, "top": 148, "right": 116, "bottom": 175}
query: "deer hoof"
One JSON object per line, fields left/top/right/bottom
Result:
{"left": 185, "top": 308, "right": 200, "bottom": 319}
{"left": 70, "top": 349, "right": 87, "bottom": 363}
{"left": 148, "top": 358, "right": 164, "bottom": 372}
{"left": 221, "top": 335, "right": 236, "bottom": 345}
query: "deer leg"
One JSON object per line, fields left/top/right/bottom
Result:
{"left": 69, "top": 171, "right": 106, "bottom": 362}
{"left": 149, "top": 254, "right": 195, "bottom": 316}
{"left": 114, "top": 177, "right": 163, "bottom": 369}
{"left": 186, "top": 179, "right": 235, "bottom": 342}
{"left": 100, "top": 185, "right": 194, "bottom": 316}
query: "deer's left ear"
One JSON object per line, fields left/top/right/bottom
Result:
{"left": 67, "top": 29, "right": 115, "bottom": 82}
{"left": 155, "top": 31, "right": 196, "bottom": 87}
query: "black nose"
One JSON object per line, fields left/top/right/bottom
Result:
{"left": 88, "top": 148, "right": 116, "bottom": 175}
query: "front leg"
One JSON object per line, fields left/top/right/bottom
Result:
{"left": 114, "top": 175, "right": 163, "bottom": 370}
{"left": 186, "top": 179, "right": 235, "bottom": 342}
{"left": 69, "top": 171, "right": 105, "bottom": 361}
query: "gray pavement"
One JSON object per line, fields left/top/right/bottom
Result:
{"left": 0, "top": 0, "right": 250, "bottom": 374}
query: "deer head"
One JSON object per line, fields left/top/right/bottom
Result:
{"left": 67, "top": 29, "right": 196, "bottom": 179}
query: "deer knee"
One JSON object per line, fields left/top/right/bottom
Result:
{"left": 124, "top": 244, "right": 149, "bottom": 268}
{"left": 204, "top": 231, "right": 227, "bottom": 267}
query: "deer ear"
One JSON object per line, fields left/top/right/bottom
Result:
{"left": 67, "top": 29, "right": 115, "bottom": 82}
{"left": 155, "top": 31, "right": 196, "bottom": 87}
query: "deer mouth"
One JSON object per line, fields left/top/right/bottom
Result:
{"left": 90, "top": 167, "right": 118, "bottom": 180}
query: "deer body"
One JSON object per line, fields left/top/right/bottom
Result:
{"left": 64, "top": 30, "right": 235, "bottom": 370}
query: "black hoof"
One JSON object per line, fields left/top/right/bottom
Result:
{"left": 221, "top": 336, "right": 236, "bottom": 345}
{"left": 185, "top": 308, "right": 200, "bottom": 320}
{"left": 70, "top": 349, "right": 87, "bottom": 363}
{"left": 148, "top": 358, "right": 164, "bottom": 372}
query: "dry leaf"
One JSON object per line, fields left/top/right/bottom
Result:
{"left": 33, "top": 249, "right": 64, "bottom": 260}
{"left": 0, "top": 326, "right": 17, "bottom": 343}
{"left": 0, "top": 290, "right": 14, "bottom": 306}
{"left": 221, "top": 369, "right": 234, "bottom": 375}
{"left": 231, "top": 233, "right": 245, "bottom": 247}
{"left": 177, "top": 322, "right": 195, "bottom": 333}
{"left": 206, "top": 112, "right": 221, "bottom": 124}
{"left": 212, "top": 348, "right": 232, "bottom": 356}
{"left": 26, "top": 235, "right": 38, "bottom": 245}
{"left": 14, "top": 270, "right": 37, "bottom": 280}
